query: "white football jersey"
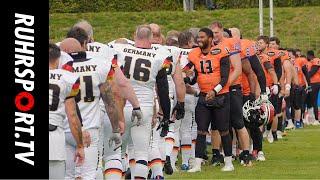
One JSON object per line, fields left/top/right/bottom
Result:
{"left": 114, "top": 43, "right": 172, "bottom": 107}
{"left": 152, "top": 44, "right": 180, "bottom": 99}
{"left": 107, "top": 38, "right": 135, "bottom": 48}
{"left": 64, "top": 51, "right": 113, "bottom": 131}
{"left": 179, "top": 48, "right": 199, "bottom": 108}
{"left": 58, "top": 51, "right": 74, "bottom": 71}
{"left": 49, "top": 69, "right": 79, "bottom": 128}
{"left": 87, "top": 42, "right": 117, "bottom": 59}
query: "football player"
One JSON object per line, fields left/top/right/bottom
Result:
{"left": 49, "top": 43, "right": 84, "bottom": 179}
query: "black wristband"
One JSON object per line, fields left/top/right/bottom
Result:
{"left": 133, "top": 107, "right": 141, "bottom": 110}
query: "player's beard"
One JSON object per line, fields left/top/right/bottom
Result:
{"left": 199, "top": 40, "right": 209, "bottom": 50}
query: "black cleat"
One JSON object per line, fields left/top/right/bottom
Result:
{"left": 164, "top": 156, "right": 173, "bottom": 175}
{"left": 124, "top": 168, "right": 131, "bottom": 180}
{"left": 239, "top": 152, "right": 254, "bottom": 167}
{"left": 211, "top": 154, "right": 224, "bottom": 166}
{"left": 147, "top": 169, "right": 152, "bottom": 179}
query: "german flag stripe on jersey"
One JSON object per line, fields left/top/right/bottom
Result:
{"left": 129, "top": 159, "right": 136, "bottom": 165}
{"left": 148, "top": 158, "right": 163, "bottom": 167}
{"left": 104, "top": 168, "right": 123, "bottom": 176}
{"left": 173, "top": 146, "right": 180, "bottom": 152}
{"left": 107, "top": 55, "right": 118, "bottom": 80}
{"left": 67, "top": 78, "right": 80, "bottom": 98}
{"left": 162, "top": 56, "right": 173, "bottom": 69}
{"left": 62, "top": 61, "right": 74, "bottom": 72}
{"left": 180, "top": 144, "right": 192, "bottom": 150}
{"left": 165, "top": 137, "right": 175, "bottom": 144}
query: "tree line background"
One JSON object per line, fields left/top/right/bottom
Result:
{"left": 50, "top": 0, "right": 320, "bottom": 13}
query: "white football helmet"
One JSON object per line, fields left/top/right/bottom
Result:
{"left": 243, "top": 99, "right": 275, "bottom": 126}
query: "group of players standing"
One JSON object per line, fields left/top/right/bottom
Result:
{"left": 49, "top": 19, "right": 320, "bottom": 179}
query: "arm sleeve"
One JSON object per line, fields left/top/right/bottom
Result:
{"left": 274, "top": 58, "right": 282, "bottom": 80}
{"left": 302, "top": 65, "right": 311, "bottom": 85}
{"left": 249, "top": 55, "right": 267, "bottom": 93}
{"left": 216, "top": 56, "right": 230, "bottom": 89}
{"left": 156, "top": 68, "right": 171, "bottom": 120}
{"left": 263, "top": 61, "right": 273, "bottom": 70}
{"left": 309, "top": 65, "right": 320, "bottom": 79}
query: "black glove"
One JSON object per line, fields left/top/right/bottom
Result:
{"left": 249, "top": 93, "right": 256, "bottom": 102}
{"left": 306, "top": 85, "right": 312, "bottom": 93}
{"left": 172, "top": 101, "right": 185, "bottom": 120}
{"left": 157, "top": 117, "right": 170, "bottom": 137}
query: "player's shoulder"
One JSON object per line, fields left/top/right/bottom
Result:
{"left": 312, "top": 58, "right": 320, "bottom": 65}
{"left": 212, "top": 43, "right": 230, "bottom": 57}
{"left": 51, "top": 69, "right": 79, "bottom": 84}
{"left": 60, "top": 51, "right": 73, "bottom": 63}
{"left": 188, "top": 47, "right": 201, "bottom": 57}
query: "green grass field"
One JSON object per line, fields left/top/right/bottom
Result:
{"left": 167, "top": 126, "right": 320, "bottom": 179}
{"left": 49, "top": 8, "right": 320, "bottom": 178}
{"left": 50, "top": 6, "right": 320, "bottom": 55}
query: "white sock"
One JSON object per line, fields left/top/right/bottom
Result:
{"left": 224, "top": 156, "right": 233, "bottom": 166}
{"left": 171, "top": 146, "right": 179, "bottom": 167}
{"left": 191, "top": 139, "right": 196, "bottom": 159}
{"left": 181, "top": 144, "right": 191, "bottom": 165}
{"left": 165, "top": 132, "right": 175, "bottom": 157}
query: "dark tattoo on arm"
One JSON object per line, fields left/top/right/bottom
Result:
{"left": 100, "top": 81, "right": 120, "bottom": 131}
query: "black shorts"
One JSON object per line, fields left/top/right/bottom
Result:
{"left": 229, "top": 85, "right": 245, "bottom": 130}
{"left": 195, "top": 93, "right": 230, "bottom": 132}
{"left": 270, "top": 94, "right": 282, "bottom": 114}
{"left": 291, "top": 85, "right": 304, "bottom": 110}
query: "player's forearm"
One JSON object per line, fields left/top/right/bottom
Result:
{"left": 268, "top": 68, "right": 278, "bottom": 84}
{"left": 284, "top": 62, "right": 292, "bottom": 86}
{"left": 249, "top": 55, "right": 266, "bottom": 93}
{"left": 156, "top": 68, "right": 171, "bottom": 120}
{"left": 173, "top": 64, "right": 186, "bottom": 102}
{"left": 274, "top": 58, "right": 282, "bottom": 80}
{"left": 100, "top": 82, "right": 120, "bottom": 132}
{"left": 114, "top": 67, "right": 140, "bottom": 108}
{"left": 302, "top": 66, "right": 311, "bottom": 85}
{"left": 247, "top": 73, "right": 256, "bottom": 94}
{"left": 65, "top": 98, "right": 83, "bottom": 148}
{"left": 214, "top": 56, "right": 230, "bottom": 93}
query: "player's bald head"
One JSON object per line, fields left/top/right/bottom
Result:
{"left": 229, "top": 27, "right": 241, "bottom": 39}
{"left": 59, "top": 38, "right": 82, "bottom": 53}
{"left": 115, "top": 38, "right": 128, "bottom": 44}
{"left": 73, "top": 20, "right": 93, "bottom": 42}
{"left": 135, "top": 25, "right": 152, "bottom": 40}
{"left": 149, "top": 23, "right": 161, "bottom": 38}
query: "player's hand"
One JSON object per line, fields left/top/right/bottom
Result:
{"left": 131, "top": 107, "right": 143, "bottom": 126}
{"left": 157, "top": 116, "right": 169, "bottom": 137}
{"left": 172, "top": 101, "right": 185, "bottom": 120}
{"left": 306, "top": 85, "right": 312, "bottom": 93}
{"left": 271, "top": 84, "right": 279, "bottom": 95}
{"left": 205, "top": 90, "right": 216, "bottom": 101}
{"left": 284, "top": 89, "right": 290, "bottom": 97}
{"left": 284, "top": 84, "right": 291, "bottom": 97}
{"left": 109, "top": 131, "right": 122, "bottom": 151}
{"left": 119, "top": 121, "right": 125, "bottom": 135}
{"left": 259, "top": 93, "right": 269, "bottom": 103}
{"left": 82, "top": 130, "right": 91, "bottom": 147}
{"left": 74, "top": 146, "right": 85, "bottom": 166}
